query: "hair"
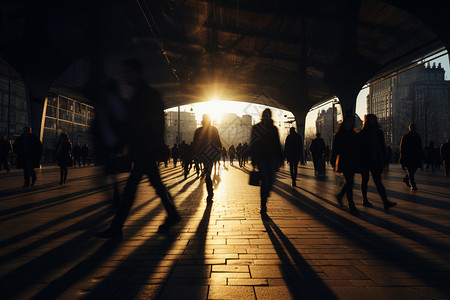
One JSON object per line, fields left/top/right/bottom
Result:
{"left": 409, "top": 123, "right": 416, "bottom": 132}
{"left": 363, "top": 114, "right": 379, "bottom": 128}
{"left": 289, "top": 127, "right": 296, "bottom": 134}
{"left": 337, "top": 115, "right": 355, "bottom": 133}
{"left": 123, "top": 58, "right": 143, "bottom": 74}
{"left": 262, "top": 108, "right": 272, "bottom": 119}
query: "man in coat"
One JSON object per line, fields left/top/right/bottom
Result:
{"left": 96, "top": 58, "right": 180, "bottom": 238}
{"left": 13, "top": 126, "right": 42, "bottom": 187}
{"left": 284, "top": 127, "right": 303, "bottom": 186}
{"left": 309, "top": 133, "right": 326, "bottom": 176}
{"left": 399, "top": 123, "right": 424, "bottom": 191}
{"left": 192, "top": 114, "right": 222, "bottom": 203}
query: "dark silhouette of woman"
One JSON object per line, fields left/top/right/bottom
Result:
{"left": 330, "top": 116, "right": 361, "bottom": 216}
{"left": 56, "top": 133, "right": 72, "bottom": 185}
{"left": 359, "top": 114, "right": 397, "bottom": 211}
{"left": 284, "top": 127, "right": 303, "bottom": 186}
{"left": 250, "top": 108, "right": 283, "bottom": 217}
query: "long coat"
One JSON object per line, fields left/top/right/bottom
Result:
{"left": 331, "top": 129, "right": 364, "bottom": 173}
{"left": 14, "top": 133, "right": 42, "bottom": 169}
{"left": 284, "top": 132, "right": 302, "bottom": 163}
{"left": 56, "top": 140, "right": 72, "bottom": 167}
{"left": 250, "top": 121, "right": 282, "bottom": 164}
{"left": 399, "top": 131, "right": 424, "bottom": 170}
{"left": 359, "top": 126, "right": 388, "bottom": 172}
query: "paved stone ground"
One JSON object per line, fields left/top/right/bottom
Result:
{"left": 0, "top": 161, "right": 449, "bottom": 299}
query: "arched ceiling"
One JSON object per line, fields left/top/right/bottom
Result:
{"left": 1, "top": 0, "right": 449, "bottom": 117}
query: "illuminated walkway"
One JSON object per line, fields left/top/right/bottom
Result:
{"left": 0, "top": 162, "right": 449, "bottom": 299}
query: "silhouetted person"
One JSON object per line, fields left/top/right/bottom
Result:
{"left": 324, "top": 145, "right": 331, "bottom": 165}
{"left": 385, "top": 145, "right": 393, "bottom": 170}
{"left": 250, "top": 109, "right": 283, "bottom": 218}
{"left": 179, "top": 140, "right": 187, "bottom": 168}
{"left": 171, "top": 144, "right": 179, "bottom": 167}
{"left": 56, "top": 133, "right": 72, "bottom": 185}
{"left": 163, "top": 144, "right": 171, "bottom": 167}
{"left": 284, "top": 127, "right": 302, "bottom": 187}
{"left": 399, "top": 123, "right": 424, "bottom": 191}
{"left": 221, "top": 146, "right": 227, "bottom": 166}
{"left": 440, "top": 138, "right": 450, "bottom": 177}
{"left": 13, "top": 126, "right": 42, "bottom": 187}
{"left": 228, "top": 145, "right": 236, "bottom": 166}
{"left": 72, "top": 142, "right": 81, "bottom": 167}
{"left": 242, "top": 142, "right": 249, "bottom": 166}
{"left": 192, "top": 114, "right": 222, "bottom": 203}
{"left": 310, "top": 132, "right": 326, "bottom": 176}
{"left": 81, "top": 144, "right": 89, "bottom": 166}
{"left": 330, "top": 116, "right": 361, "bottom": 216}
{"left": 96, "top": 58, "right": 180, "bottom": 238}
{"left": 424, "top": 141, "right": 437, "bottom": 172}
{"left": 359, "top": 114, "right": 397, "bottom": 211}
{"left": 236, "top": 143, "right": 243, "bottom": 167}
{"left": 0, "top": 135, "right": 12, "bottom": 173}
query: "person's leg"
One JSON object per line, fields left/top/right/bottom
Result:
{"left": 60, "top": 167, "right": 64, "bottom": 184}
{"left": 407, "top": 166, "right": 418, "bottom": 190}
{"left": 109, "top": 166, "right": 144, "bottom": 230}
{"left": 204, "top": 163, "right": 214, "bottom": 201}
{"left": 23, "top": 165, "right": 30, "bottom": 187}
{"left": 63, "top": 166, "right": 68, "bottom": 183}
{"left": 147, "top": 161, "right": 180, "bottom": 231}
{"left": 360, "top": 170, "right": 372, "bottom": 207}
{"left": 371, "top": 169, "right": 396, "bottom": 210}
{"left": 30, "top": 165, "right": 36, "bottom": 186}
{"left": 343, "top": 171, "right": 358, "bottom": 215}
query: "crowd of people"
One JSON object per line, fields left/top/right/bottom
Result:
{"left": 1, "top": 58, "right": 449, "bottom": 237}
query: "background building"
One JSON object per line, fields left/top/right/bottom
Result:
{"left": 367, "top": 63, "right": 450, "bottom": 149}
{"left": 164, "top": 110, "right": 197, "bottom": 146}
{"left": 218, "top": 113, "right": 252, "bottom": 148}
{"left": 0, "top": 59, "right": 95, "bottom": 163}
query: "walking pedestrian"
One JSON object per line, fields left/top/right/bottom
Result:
{"left": 171, "top": 144, "right": 179, "bottom": 167}
{"left": 192, "top": 114, "right": 222, "bottom": 203}
{"left": 13, "top": 126, "right": 42, "bottom": 187}
{"left": 81, "top": 144, "right": 89, "bottom": 167}
{"left": 399, "top": 123, "right": 424, "bottom": 191}
{"left": 330, "top": 116, "right": 361, "bottom": 216}
{"left": 0, "top": 135, "right": 12, "bottom": 173}
{"left": 96, "top": 58, "right": 180, "bottom": 238}
{"left": 56, "top": 133, "right": 72, "bottom": 185}
{"left": 310, "top": 133, "right": 326, "bottom": 176}
{"left": 284, "top": 127, "right": 302, "bottom": 187}
{"left": 72, "top": 142, "right": 81, "bottom": 167}
{"left": 359, "top": 114, "right": 397, "bottom": 211}
{"left": 440, "top": 138, "right": 450, "bottom": 177}
{"left": 228, "top": 145, "right": 236, "bottom": 166}
{"left": 250, "top": 108, "right": 283, "bottom": 218}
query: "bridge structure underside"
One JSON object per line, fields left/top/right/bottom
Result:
{"left": 1, "top": 0, "right": 450, "bottom": 137}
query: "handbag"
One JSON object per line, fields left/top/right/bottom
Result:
{"left": 249, "top": 170, "right": 260, "bottom": 186}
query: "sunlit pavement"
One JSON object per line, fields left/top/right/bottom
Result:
{"left": 0, "top": 162, "right": 449, "bottom": 300}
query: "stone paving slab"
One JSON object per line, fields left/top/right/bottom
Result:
{"left": 0, "top": 162, "right": 449, "bottom": 299}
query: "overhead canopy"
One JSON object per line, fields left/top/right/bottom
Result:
{"left": 1, "top": 0, "right": 449, "bottom": 121}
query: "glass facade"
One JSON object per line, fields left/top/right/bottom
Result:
{"left": 42, "top": 93, "right": 95, "bottom": 163}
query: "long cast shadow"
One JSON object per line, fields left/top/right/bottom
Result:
{"left": 0, "top": 179, "right": 127, "bottom": 219}
{"left": 157, "top": 201, "right": 213, "bottom": 298}
{"left": 271, "top": 180, "right": 450, "bottom": 296}
{"left": 263, "top": 216, "right": 337, "bottom": 299}
{"left": 28, "top": 177, "right": 207, "bottom": 299}
{"left": 0, "top": 173, "right": 105, "bottom": 198}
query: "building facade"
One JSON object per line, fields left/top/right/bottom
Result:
{"left": 367, "top": 63, "right": 450, "bottom": 149}
{"left": 218, "top": 113, "right": 252, "bottom": 148}
{"left": 0, "top": 59, "right": 95, "bottom": 163}
{"left": 164, "top": 110, "right": 197, "bottom": 146}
